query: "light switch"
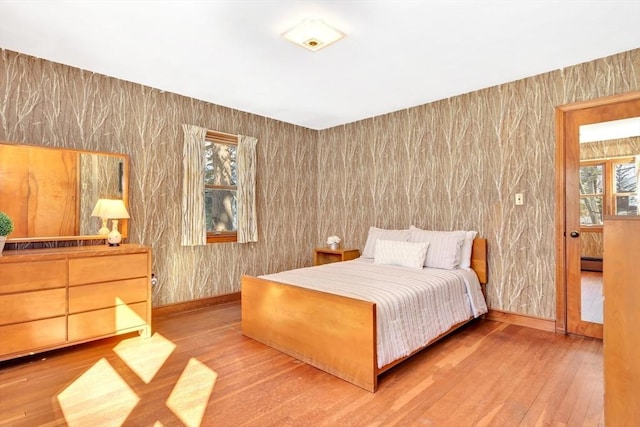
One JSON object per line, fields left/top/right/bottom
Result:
{"left": 515, "top": 193, "right": 524, "bottom": 206}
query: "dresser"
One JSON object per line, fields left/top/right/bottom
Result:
{"left": 603, "top": 216, "right": 640, "bottom": 426}
{"left": 0, "top": 244, "right": 151, "bottom": 361}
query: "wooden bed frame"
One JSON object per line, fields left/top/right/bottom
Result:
{"left": 241, "top": 238, "right": 488, "bottom": 392}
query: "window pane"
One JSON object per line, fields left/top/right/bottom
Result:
{"left": 205, "top": 189, "right": 237, "bottom": 232}
{"left": 614, "top": 162, "right": 636, "bottom": 193}
{"left": 579, "top": 165, "right": 603, "bottom": 195}
{"left": 616, "top": 195, "right": 638, "bottom": 216}
{"left": 204, "top": 142, "right": 237, "bottom": 186}
{"left": 580, "top": 196, "right": 603, "bottom": 225}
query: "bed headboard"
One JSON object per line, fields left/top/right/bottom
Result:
{"left": 470, "top": 238, "right": 488, "bottom": 284}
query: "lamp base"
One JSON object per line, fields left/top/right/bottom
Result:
{"left": 98, "top": 217, "right": 110, "bottom": 235}
{"left": 107, "top": 220, "right": 122, "bottom": 247}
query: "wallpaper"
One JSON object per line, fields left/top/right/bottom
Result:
{"left": 317, "top": 49, "right": 639, "bottom": 319}
{"left": 581, "top": 137, "right": 640, "bottom": 160}
{"left": 1, "top": 47, "right": 638, "bottom": 319}
{"left": 0, "top": 49, "right": 317, "bottom": 306}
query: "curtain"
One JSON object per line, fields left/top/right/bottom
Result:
{"left": 181, "top": 124, "right": 207, "bottom": 246}
{"left": 237, "top": 135, "right": 258, "bottom": 243}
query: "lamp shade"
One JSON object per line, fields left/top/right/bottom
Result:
{"left": 91, "top": 199, "right": 107, "bottom": 218}
{"left": 92, "top": 199, "right": 130, "bottom": 219}
{"left": 91, "top": 199, "right": 111, "bottom": 235}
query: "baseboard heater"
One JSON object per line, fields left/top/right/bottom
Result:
{"left": 581, "top": 256, "right": 603, "bottom": 272}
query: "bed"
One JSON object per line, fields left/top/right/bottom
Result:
{"left": 241, "top": 228, "right": 488, "bottom": 392}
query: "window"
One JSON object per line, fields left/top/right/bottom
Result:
{"left": 579, "top": 163, "right": 604, "bottom": 226}
{"left": 204, "top": 131, "right": 239, "bottom": 243}
{"left": 579, "top": 157, "right": 638, "bottom": 228}
{"left": 613, "top": 161, "right": 638, "bottom": 216}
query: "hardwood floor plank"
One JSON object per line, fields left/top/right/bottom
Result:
{"left": 472, "top": 326, "right": 584, "bottom": 426}
{"left": 0, "top": 302, "right": 603, "bottom": 427}
{"left": 517, "top": 332, "right": 592, "bottom": 426}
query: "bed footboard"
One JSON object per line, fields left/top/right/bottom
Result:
{"left": 241, "top": 275, "right": 378, "bottom": 392}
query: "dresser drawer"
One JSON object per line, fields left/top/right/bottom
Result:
{"left": 0, "top": 259, "right": 67, "bottom": 294}
{"left": 68, "top": 277, "right": 148, "bottom": 313}
{"left": 68, "top": 253, "right": 149, "bottom": 286}
{"left": 68, "top": 301, "right": 147, "bottom": 341}
{"left": 0, "top": 317, "right": 67, "bottom": 358}
{"left": 0, "top": 288, "right": 66, "bottom": 325}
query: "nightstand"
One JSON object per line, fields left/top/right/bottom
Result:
{"left": 314, "top": 247, "right": 360, "bottom": 266}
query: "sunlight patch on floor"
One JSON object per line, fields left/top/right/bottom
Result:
{"left": 166, "top": 358, "right": 218, "bottom": 427}
{"left": 56, "top": 332, "right": 218, "bottom": 426}
{"left": 57, "top": 358, "right": 139, "bottom": 427}
{"left": 113, "top": 332, "right": 176, "bottom": 383}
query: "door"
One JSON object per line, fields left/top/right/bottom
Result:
{"left": 556, "top": 92, "right": 640, "bottom": 338}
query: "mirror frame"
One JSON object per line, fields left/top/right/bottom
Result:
{"left": 0, "top": 141, "right": 129, "bottom": 243}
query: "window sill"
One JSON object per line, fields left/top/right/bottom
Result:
{"left": 207, "top": 233, "right": 237, "bottom": 244}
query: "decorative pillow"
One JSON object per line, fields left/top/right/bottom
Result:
{"left": 373, "top": 239, "right": 430, "bottom": 269}
{"left": 361, "top": 227, "right": 410, "bottom": 258}
{"left": 460, "top": 231, "right": 478, "bottom": 269}
{"left": 408, "top": 226, "right": 466, "bottom": 269}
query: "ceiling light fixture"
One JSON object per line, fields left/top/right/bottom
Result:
{"left": 282, "top": 18, "right": 345, "bottom": 52}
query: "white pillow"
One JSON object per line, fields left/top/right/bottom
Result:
{"left": 361, "top": 227, "right": 410, "bottom": 258}
{"left": 460, "top": 231, "right": 478, "bottom": 269}
{"left": 408, "top": 226, "right": 466, "bottom": 269}
{"left": 374, "top": 239, "right": 430, "bottom": 269}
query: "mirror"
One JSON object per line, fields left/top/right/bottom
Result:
{"left": 578, "top": 118, "right": 640, "bottom": 325}
{"left": 0, "top": 141, "right": 129, "bottom": 242}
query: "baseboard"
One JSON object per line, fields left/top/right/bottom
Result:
{"left": 485, "top": 309, "right": 556, "bottom": 333}
{"left": 153, "top": 292, "right": 241, "bottom": 318}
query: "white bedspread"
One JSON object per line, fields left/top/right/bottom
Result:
{"left": 260, "top": 258, "right": 488, "bottom": 368}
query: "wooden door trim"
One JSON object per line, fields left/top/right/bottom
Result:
{"left": 555, "top": 91, "right": 640, "bottom": 334}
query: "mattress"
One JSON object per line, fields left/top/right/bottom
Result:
{"left": 260, "top": 258, "right": 488, "bottom": 368}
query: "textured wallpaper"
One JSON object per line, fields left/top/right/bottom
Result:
{"left": 0, "top": 49, "right": 317, "bottom": 306}
{"left": 1, "top": 48, "right": 638, "bottom": 319}
{"left": 581, "top": 137, "right": 640, "bottom": 160}
{"left": 317, "top": 49, "right": 639, "bottom": 319}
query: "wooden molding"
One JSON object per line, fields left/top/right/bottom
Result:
{"left": 485, "top": 309, "right": 556, "bottom": 333}
{"left": 152, "top": 292, "right": 241, "bottom": 318}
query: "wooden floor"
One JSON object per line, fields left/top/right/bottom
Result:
{"left": 581, "top": 271, "right": 603, "bottom": 324}
{"left": 0, "top": 302, "right": 604, "bottom": 427}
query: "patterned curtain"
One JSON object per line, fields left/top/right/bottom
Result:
{"left": 181, "top": 124, "right": 207, "bottom": 246}
{"left": 237, "top": 135, "right": 258, "bottom": 243}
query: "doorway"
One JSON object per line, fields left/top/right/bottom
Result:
{"left": 555, "top": 91, "right": 640, "bottom": 338}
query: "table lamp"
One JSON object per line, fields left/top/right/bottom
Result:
{"left": 90, "top": 199, "right": 111, "bottom": 235}
{"left": 94, "top": 199, "right": 130, "bottom": 246}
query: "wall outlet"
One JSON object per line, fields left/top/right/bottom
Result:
{"left": 515, "top": 193, "right": 524, "bottom": 206}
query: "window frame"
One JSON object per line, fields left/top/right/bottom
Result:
{"left": 204, "top": 130, "right": 239, "bottom": 244}
{"left": 579, "top": 156, "right": 636, "bottom": 231}
{"left": 612, "top": 160, "right": 638, "bottom": 216}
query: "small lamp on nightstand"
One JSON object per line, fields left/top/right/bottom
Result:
{"left": 95, "top": 199, "right": 130, "bottom": 246}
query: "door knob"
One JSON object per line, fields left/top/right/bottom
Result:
{"left": 569, "top": 230, "right": 580, "bottom": 238}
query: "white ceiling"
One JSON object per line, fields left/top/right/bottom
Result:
{"left": 1, "top": 1, "right": 639, "bottom": 130}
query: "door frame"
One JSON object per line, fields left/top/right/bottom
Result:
{"left": 555, "top": 90, "right": 640, "bottom": 334}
